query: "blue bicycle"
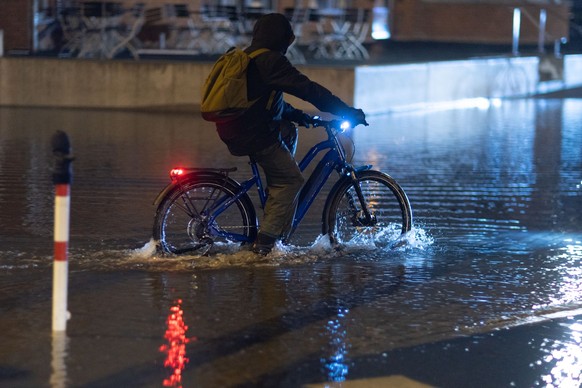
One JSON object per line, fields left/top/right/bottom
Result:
{"left": 152, "top": 117, "right": 413, "bottom": 255}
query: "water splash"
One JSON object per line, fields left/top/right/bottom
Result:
{"left": 132, "top": 239, "right": 158, "bottom": 259}
{"left": 120, "top": 226, "right": 433, "bottom": 270}
{"left": 335, "top": 225, "right": 434, "bottom": 252}
{"left": 397, "top": 227, "right": 435, "bottom": 250}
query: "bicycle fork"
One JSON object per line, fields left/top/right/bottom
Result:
{"left": 347, "top": 171, "right": 376, "bottom": 227}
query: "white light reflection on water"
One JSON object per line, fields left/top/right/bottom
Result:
{"left": 386, "top": 97, "right": 502, "bottom": 115}
{"left": 565, "top": 240, "right": 582, "bottom": 256}
{"left": 321, "top": 308, "right": 351, "bottom": 383}
{"left": 532, "top": 239, "right": 582, "bottom": 311}
{"left": 540, "top": 321, "right": 582, "bottom": 388}
{"left": 50, "top": 333, "right": 69, "bottom": 388}
{"left": 553, "top": 241, "right": 582, "bottom": 306}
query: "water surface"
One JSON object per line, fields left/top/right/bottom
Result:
{"left": 0, "top": 97, "right": 580, "bottom": 387}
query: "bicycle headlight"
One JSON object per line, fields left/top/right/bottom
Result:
{"left": 340, "top": 120, "right": 351, "bottom": 132}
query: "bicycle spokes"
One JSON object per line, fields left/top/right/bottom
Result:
{"left": 327, "top": 172, "right": 412, "bottom": 248}
{"left": 154, "top": 180, "right": 257, "bottom": 255}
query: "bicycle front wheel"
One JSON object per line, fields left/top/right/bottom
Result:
{"left": 153, "top": 178, "right": 257, "bottom": 255}
{"left": 324, "top": 170, "right": 412, "bottom": 248}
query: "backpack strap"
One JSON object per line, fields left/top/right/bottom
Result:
{"left": 248, "top": 48, "right": 270, "bottom": 58}
{"left": 247, "top": 47, "right": 275, "bottom": 110}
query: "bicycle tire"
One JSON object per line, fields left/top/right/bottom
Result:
{"left": 323, "top": 170, "right": 413, "bottom": 248}
{"left": 153, "top": 177, "right": 257, "bottom": 255}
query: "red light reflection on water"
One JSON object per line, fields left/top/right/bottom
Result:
{"left": 159, "top": 299, "right": 196, "bottom": 387}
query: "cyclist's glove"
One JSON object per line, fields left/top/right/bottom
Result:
{"left": 342, "top": 108, "right": 368, "bottom": 126}
{"left": 293, "top": 112, "right": 311, "bottom": 128}
{"left": 288, "top": 110, "right": 312, "bottom": 127}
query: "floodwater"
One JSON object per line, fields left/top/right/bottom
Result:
{"left": 0, "top": 95, "right": 581, "bottom": 387}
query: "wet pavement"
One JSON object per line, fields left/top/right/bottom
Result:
{"left": 0, "top": 89, "right": 581, "bottom": 387}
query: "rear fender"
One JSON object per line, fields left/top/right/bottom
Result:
{"left": 153, "top": 169, "right": 240, "bottom": 208}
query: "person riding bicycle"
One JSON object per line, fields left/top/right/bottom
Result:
{"left": 213, "top": 13, "right": 367, "bottom": 255}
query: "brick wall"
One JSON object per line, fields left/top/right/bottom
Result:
{"left": 0, "top": 0, "right": 32, "bottom": 53}
{"left": 391, "top": 0, "right": 570, "bottom": 44}
{"left": 0, "top": 0, "right": 572, "bottom": 54}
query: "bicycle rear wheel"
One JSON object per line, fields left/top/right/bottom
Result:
{"left": 153, "top": 178, "right": 257, "bottom": 255}
{"left": 324, "top": 170, "right": 412, "bottom": 248}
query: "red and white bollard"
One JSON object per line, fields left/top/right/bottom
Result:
{"left": 52, "top": 131, "right": 73, "bottom": 332}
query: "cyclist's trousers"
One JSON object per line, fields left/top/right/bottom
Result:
{"left": 250, "top": 138, "right": 304, "bottom": 240}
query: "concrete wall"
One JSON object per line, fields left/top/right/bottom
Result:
{"left": 1, "top": 55, "right": 582, "bottom": 114}
{"left": 564, "top": 54, "right": 582, "bottom": 87}
{"left": 355, "top": 56, "right": 541, "bottom": 114}
{"left": 0, "top": 57, "right": 354, "bottom": 112}
{"left": 355, "top": 54, "right": 582, "bottom": 114}
{"left": 0, "top": 57, "right": 212, "bottom": 111}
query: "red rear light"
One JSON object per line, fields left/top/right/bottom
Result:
{"left": 170, "top": 168, "right": 185, "bottom": 181}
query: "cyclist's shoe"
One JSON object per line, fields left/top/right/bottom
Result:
{"left": 252, "top": 244, "right": 272, "bottom": 256}
{"left": 252, "top": 232, "right": 277, "bottom": 256}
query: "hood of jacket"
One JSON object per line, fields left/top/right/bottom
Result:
{"left": 250, "top": 13, "right": 295, "bottom": 54}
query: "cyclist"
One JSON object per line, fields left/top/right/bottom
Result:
{"left": 213, "top": 13, "right": 366, "bottom": 255}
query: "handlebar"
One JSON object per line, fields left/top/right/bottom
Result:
{"left": 307, "top": 116, "right": 368, "bottom": 131}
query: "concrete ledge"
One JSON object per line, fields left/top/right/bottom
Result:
{"left": 355, "top": 56, "right": 540, "bottom": 114}
{"left": 564, "top": 54, "right": 582, "bottom": 87}
{"left": 0, "top": 57, "right": 214, "bottom": 110}
{"left": 1, "top": 55, "right": 581, "bottom": 115}
{"left": 0, "top": 57, "right": 355, "bottom": 113}
{"left": 356, "top": 54, "right": 582, "bottom": 114}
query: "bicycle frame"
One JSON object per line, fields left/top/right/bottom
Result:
{"left": 293, "top": 135, "right": 345, "bottom": 228}
{"left": 207, "top": 120, "right": 366, "bottom": 241}
{"left": 157, "top": 119, "right": 373, "bottom": 246}
{"left": 154, "top": 116, "right": 414, "bottom": 254}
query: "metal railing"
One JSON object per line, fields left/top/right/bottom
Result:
{"left": 512, "top": 6, "right": 568, "bottom": 57}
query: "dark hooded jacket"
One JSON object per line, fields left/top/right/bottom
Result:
{"left": 215, "top": 13, "right": 355, "bottom": 156}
